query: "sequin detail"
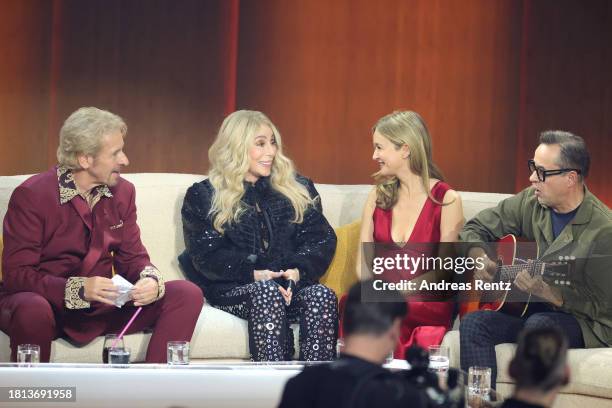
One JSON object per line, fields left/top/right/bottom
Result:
{"left": 212, "top": 280, "right": 338, "bottom": 362}
{"left": 180, "top": 175, "right": 337, "bottom": 300}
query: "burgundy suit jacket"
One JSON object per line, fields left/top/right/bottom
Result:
{"left": 1, "top": 167, "right": 152, "bottom": 342}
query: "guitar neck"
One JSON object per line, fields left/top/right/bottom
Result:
{"left": 498, "top": 262, "right": 542, "bottom": 281}
{"left": 492, "top": 235, "right": 572, "bottom": 286}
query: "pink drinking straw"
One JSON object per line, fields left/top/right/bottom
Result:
{"left": 111, "top": 307, "right": 143, "bottom": 348}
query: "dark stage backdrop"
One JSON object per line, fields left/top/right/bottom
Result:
{"left": 1, "top": 0, "right": 610, "bottom": 204}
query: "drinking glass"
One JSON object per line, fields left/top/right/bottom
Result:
{"left": 386, "top": 349, "right": 395, "bottom": 364}
{"left": 167, "top": 341, "right": 190, "bottom": 365}
{"left": 428, "top": 344, "right": 450, "bottom": 374}
{"left": 102, "top": 334, "right": 124, "bottom": 364}
{"left": 468, "top": 366, "right": 492, "bottom": 404}
{"left": 17, "top": 344, "right": 40, "bottom": 364}
{"left": 336, "top": 338, "right": 344, "bottom": 358}
{"left": 108, "top": 347, "right": 131, "bottom": 365}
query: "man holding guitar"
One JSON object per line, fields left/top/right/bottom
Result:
{"left": 458, "top": 131, "right": 612, "bottom": 388}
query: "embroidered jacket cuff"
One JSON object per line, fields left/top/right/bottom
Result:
{"left": 140, "top": 265, "right": 165, "bottom": 300}
{"left": 65, "top": 277, "right": 91, "bottom": 309}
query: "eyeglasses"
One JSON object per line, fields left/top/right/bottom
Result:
{"left": 527, "top": 160, "right": 581, "bottom": 182}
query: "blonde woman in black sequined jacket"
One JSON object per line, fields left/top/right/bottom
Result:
{"left": 179, "top": 110, "right": 338, "bottom": 361}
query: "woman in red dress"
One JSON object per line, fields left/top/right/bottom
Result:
{"left": 356, "top": 110, "right": 464, "bottom": 359}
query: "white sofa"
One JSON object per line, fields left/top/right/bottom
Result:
{"left": 0, "top": 173, "right": 610, "bottom": 407}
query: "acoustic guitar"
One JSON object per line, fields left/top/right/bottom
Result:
{"left": 461, "top": 234, "right": 573, "bottom": 317}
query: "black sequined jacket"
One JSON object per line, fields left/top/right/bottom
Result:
{"left": 178, "top": 175, "right": 337, "bottom": 300}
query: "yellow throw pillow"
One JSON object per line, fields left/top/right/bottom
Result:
{"left": 320, "top": 220, "right": 361, "bottom": 298}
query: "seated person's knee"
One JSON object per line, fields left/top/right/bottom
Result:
{"left": 11, "top": 293, "right": 55, "bottom": 332}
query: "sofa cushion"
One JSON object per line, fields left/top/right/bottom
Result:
{"left": 313, "top": 183, "right": 371, "bottom": 228}
{"left": 0, "top": 175, "right": 30, "bottom": 224}
{"left": 495, "top": 343, "right": 612, "bottom": 400}
{"left": 0, "top": 329, "right": 150, "bottom": 363}
{"left": 457, "top": 191, "right": 513, "bottom": 221}
{"left": 319, "top": 220, "right": 361, "bottom": 297}
{"left": 0, "top": 303, "right": 305, "bottom": 362}
{"left": 442, "top": 330, "right": 612, "bottom": 400}
{"left": 120, "top": 173, "right": 205, "bottom": 282}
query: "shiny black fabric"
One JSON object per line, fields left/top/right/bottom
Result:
{"left": 278, "top": 354, "right": 426, "bottom": 408}
{"left": 211, "top": 280, "right": 338, "bottom": 361}
{"left": 179, "top": 175, "right": 337, "bottom": 301}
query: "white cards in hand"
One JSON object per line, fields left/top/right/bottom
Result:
{"left": 111, "top": 274, "right": 134, "bottom": 308}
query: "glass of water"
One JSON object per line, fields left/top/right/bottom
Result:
{"left": 336, "top": 338, "right": 344, "bottom": 358}
{"left": 167, "top": 341, "right": 190, "bottom": 365}
{"left": 108, "top": 347, "right": 131, "bottom": 365}
{"left": 468, "top": 366, "right": 492, "bottom": 404}
{"left": 386, "top": 348, "right": 395, "bottom": 364}
{"left": 17, "top": 344, "right": 40, "bottom": 364}
{"left": 102, "top": 334, "right": 124, "bottom": 364}
{"left": 428, "top": 344, "right": 450, "bottom": 374}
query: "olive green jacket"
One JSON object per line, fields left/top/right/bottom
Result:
{"left": 459, "top": 186, "right": 612, "bottom": 348}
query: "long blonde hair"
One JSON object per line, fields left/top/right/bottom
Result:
{"left": 373, "top": 111, "right": 445, "bottom": 209}
{"left": 207, "top": 110, "right": 313, "bottom": 233}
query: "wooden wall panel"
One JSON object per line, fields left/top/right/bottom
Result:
{"left": 516, "top": 0, "right": 612, "bottom": 204}
{"left": 49, "top": 0, "right": 231, "bottom": 175}
{"left": 237, "top": 0, "right": 524, "bottom": 192}
{"left": 0, "top": 0, "right": 52, "bottom": 175}
{"left": 0, "top": 0, "right": 610, "bottom": 207}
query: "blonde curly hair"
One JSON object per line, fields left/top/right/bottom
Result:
{"left": 207, "top": 110, "right": 313, "bottom": 233}
{"left": 373, "top": 110, "right": 445, "bottom": 209}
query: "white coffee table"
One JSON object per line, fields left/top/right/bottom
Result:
{"left": 0, "top": 361, "right": 310, "bottom": 408}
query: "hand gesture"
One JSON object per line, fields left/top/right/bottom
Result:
{"left": 281, "top": 268, "right": 300, "bottom": 283}
{"left": 131, "top": 277, "right": 159, "bottom": 306}
{"left": 83, "top": 276, "right": 119, "bottom": 306}
{"left": 278, "top": 285, "right": 293, "bottom": 305}
{"left": 254, "top": 270, "right": 284, "bottom": 281}
{"left": 469, "top": 248, "right": 497, "bottom": 283}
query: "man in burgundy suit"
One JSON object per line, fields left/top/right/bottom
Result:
{"left": 0, "top": 107, "right": 204, "bottom": 362}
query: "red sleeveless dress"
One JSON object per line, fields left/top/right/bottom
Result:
{"left": 373, "top": 181, "right": 454, "bottom": 359}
